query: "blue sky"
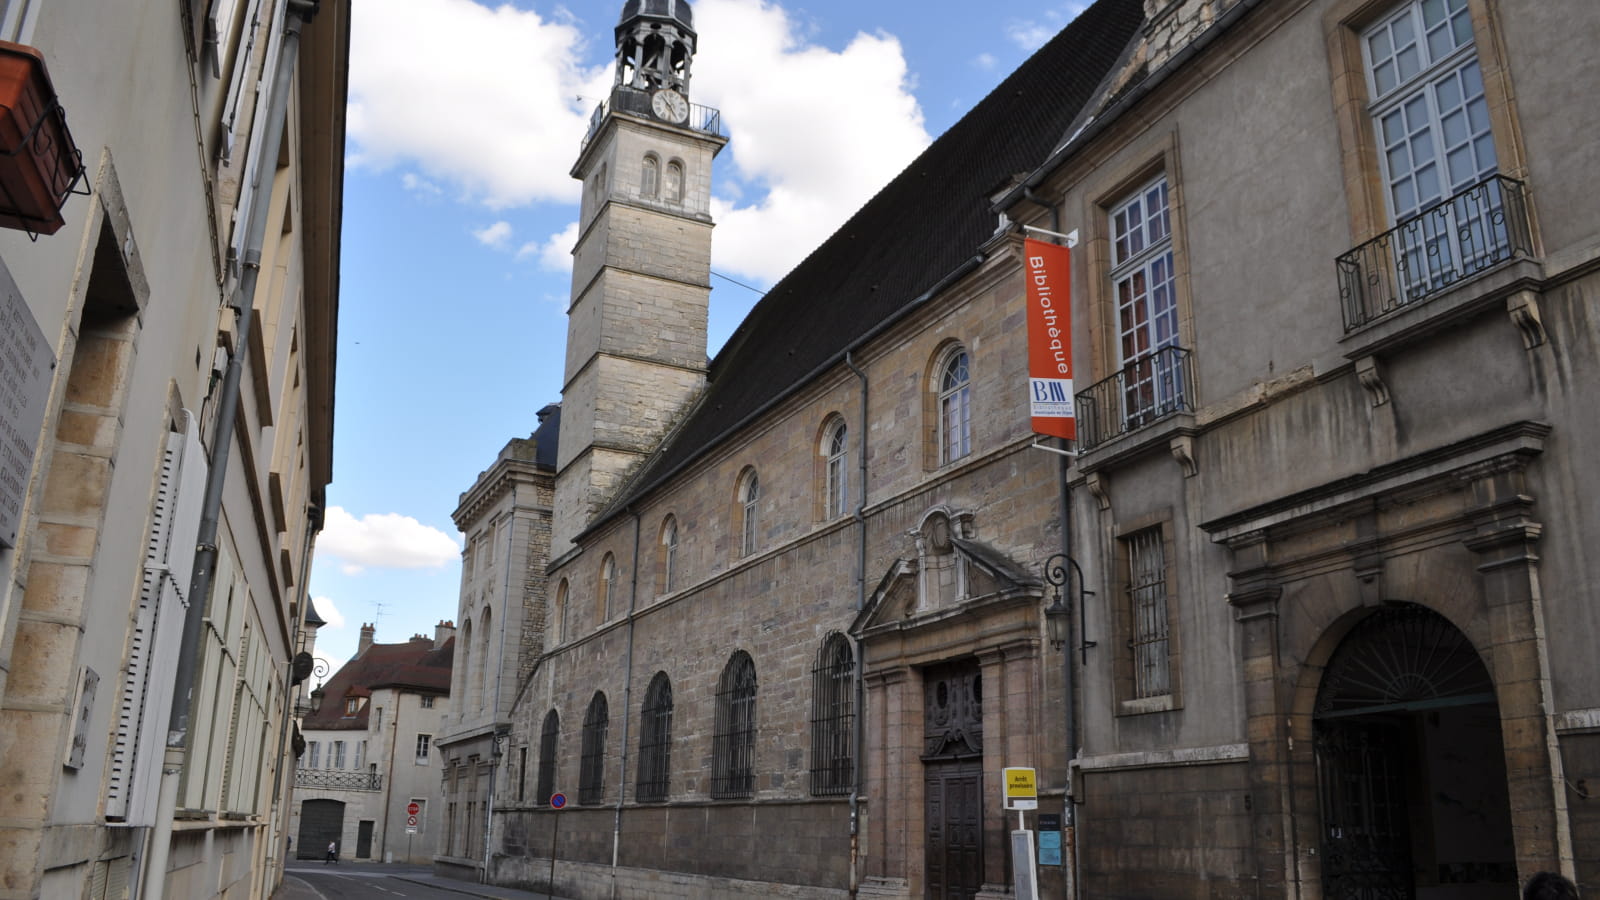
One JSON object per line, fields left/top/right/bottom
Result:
{"left": 306, "top": 0, "right": 1091, "bottom": 669}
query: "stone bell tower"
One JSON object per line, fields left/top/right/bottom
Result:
{"left": 553, "top": 0, "right": 728, "bottom": 553}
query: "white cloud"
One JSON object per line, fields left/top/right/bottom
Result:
{"left": 1005, "top": 4, "right": 1090, "bottom": 52}
{"left": 311, "top": 595, "right": 347, "bottom": 630}
{"left": 400, "top": 172, "right": 442, "bottom": 196}
{"left": 520, "top": 220, "right": 579, "bottom": 273}
{"left": 473, "top": 220, "right": 513, "bottom": 248}
{"left": 973, "top": 52, "right": 998, "bottom": 71}
{"left": 316, "top": 506, "right": 462, "bottom": 575}
{"left": 693, "top": 0, "right": 932, "bottom": 283}
{"left": 347, "top": 0, "right": 611, "bottom": 208}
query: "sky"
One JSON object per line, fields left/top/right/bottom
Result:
{"left": 304, "top": 0, "right": 1092, "bottom": 672}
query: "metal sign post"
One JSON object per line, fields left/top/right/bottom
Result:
{"left": 1002, "top": 768, "right": 1040, "bottom": 899}
{"left": 548, "top": 792, "right": 566, "bottom": 894}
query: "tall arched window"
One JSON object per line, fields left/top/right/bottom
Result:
{"left": 641, "top": 154, "right": 659, "bottom": 198}
{"left": 637, "top": 672, "right": 673, "bottom": 802}
{"left": 552, "top": 579, "right": 569, "bottom": 645}
{"left": 938, "top": 347, "right": 972, "bottom": 464}
{"left": 578, "top": 692, "right": 609, "bottom": 805}
{"left": 599, "top": 553, "right": 616, "bottom": 621}
{"left": 712, "top": 651, "right": 757, "bottom": 798}
{"left": 477, "top": 605, "right": 492, "bottom": 712}
{"left": 535, "top": 710, "right": 559, "bottom": 806}
{"left": 809, "top": 634, "right": 854, "bottom": 795}
{"left": 823, "top": 418, "right": 849, "bottom": 519}
{"left": 664, "top": 160, "right": 684, "bottom": 202}
{"left": 739, "top": 470, "right": 761, "bottom": 557}
{"left": 659, "top": 517, "right": 678, "bottom": 595}
{"left": 459, "top": 618, "right": 473, "bottom": 715}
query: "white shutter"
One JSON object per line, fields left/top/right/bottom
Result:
{"left": 105, "top": 414, "right": 207, "bottom": 824}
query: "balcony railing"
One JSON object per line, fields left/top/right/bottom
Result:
{"left": 580, "top": 88, "right": 725, "bottom": 152}
{"left": 295, "top": 768, "right": 382, "bottom": 792}
{"left": 1074, "top": 345, "right": 1195, "bottom": 451}
{"left": 1337, "top": 175, "right": 1532, "bottom": 332}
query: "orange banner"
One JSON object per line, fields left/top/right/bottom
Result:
{"left": 1024, "top": 238, "right": 1074, "bottom": 440}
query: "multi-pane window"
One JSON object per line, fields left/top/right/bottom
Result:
{"left": 809, "top": 634, "right": 854, "bottom": 796}
{"left": 664, "top": 160, "right": 684, "bottom": 202}
{"left": 579, "top": 692, "right": 609, "bottom": 805}
{"left": 1110, "top": 177, "right": 1181, "bottom": 425}
{"left": 415, "top": 733, "right": 432, "bottom": 764}
{"left": 333, "top": 741, "right": 346, "bottom": 768}
{"left": 660, "top": 517, "right": 678, "bottom": 595}
{"left": 307, "top": 741, "right": 320, "bottom": 769}
{"left": 354, "top": 741, "right": 365, "bottom": 770}
{"left": 1363, "top": 0, "right": 1500, "bottom": 295}
{"left": 536, "top": 711, "right": 559, "bottom": 806}
{"left": 712, "top": 651, "right": 758, "bottom": 798}
{"left": 1124, "top": 527, "right": 1172, "bottom": 700}
{"left": 642, "top": 154, "right": 659, "bottom": 198}
{"left": 740, "top": 471, "right": 761, "bottom": 557}
{"left": 344, "top": 697, "right": 359, "bottom": 716}
{"left": 637, "top": 673, "right": 674, "bottom": 803}
{"left": 553, "top": 580, "right": 569, "bottom": 644}
{"left": 420, "top": 695, "right": 435, "bottom": 709}
{"left": 824, "top": 420, "right": 849, "bottom": 519}
{"left": 938, "top": 349, "right": 971, "bottom": 464}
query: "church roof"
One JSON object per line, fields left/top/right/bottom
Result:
{"left": 593, "top": 0, "right": 1144, "bottom": 524}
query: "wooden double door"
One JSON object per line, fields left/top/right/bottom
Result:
{"left": 924, "top": 758, "right": 984, "bottom": 899}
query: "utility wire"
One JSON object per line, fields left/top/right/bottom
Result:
{"left": 712, "top": 269, "right": 767, "bottom": 296}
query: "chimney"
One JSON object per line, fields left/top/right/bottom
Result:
{"left": 435, "top": 619, "right": 456, "bottom": 648}
{"left": 357, "top": 623, "right": 375, "bottom": 657}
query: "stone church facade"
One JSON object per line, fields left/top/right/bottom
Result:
{"left": 463, "top": 0, "right": 1600, "bottom": 897}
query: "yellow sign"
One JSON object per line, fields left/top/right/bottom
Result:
{"left": 1002, "top": 767, "right": 1038, "bottom": 809}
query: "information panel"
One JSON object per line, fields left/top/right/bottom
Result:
{"left": 0, "top": 266, "right": 54, "bottom": 549}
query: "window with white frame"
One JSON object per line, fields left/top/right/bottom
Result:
{"left": 740, "top": 470, "right": 761, "bottom": 557}
{"left": 1110, "top": 177, "right": 1181, "bottom": 424}
{"left": 599, "top": 554, "right": 616, "bottom": 620}
{"left": 938, "top": 348, "right": 971, "bottom": 464}
{"left": 824, "top": 420, "right": 849, "bottom": 519}
{"left": 333, "top": 741, "right": 346, "bottom": 768}
{"left": 420, "top": 695, "right": 435, "bottom": 709}
{"left": 416, "top": 733, "right": 432, "bottom": 765}
{"left": 307, "top": 740, "right": 320, "bottom": 769}
{"left": 1362, "top": 0, "right": 1501, "bottom": 294}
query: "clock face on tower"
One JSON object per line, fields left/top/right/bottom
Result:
{"left": 650, "top": 89, "right": 689, "bottom": 124}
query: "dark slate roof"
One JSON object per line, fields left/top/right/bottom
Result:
{"left": 532, "top": 403, "right": 561, "bottom": 469}
{"left": 303, "top": 636, "right": 454, "bottom": 731}
{"left": 594, "top": 0, "right": 1144, "bottom": 523}
{"left": 304, "top": 599, "right": 326, "bottom": 627}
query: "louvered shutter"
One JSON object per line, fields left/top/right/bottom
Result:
{"left": 105, "top": 414, "right": 207, "bottom": 823}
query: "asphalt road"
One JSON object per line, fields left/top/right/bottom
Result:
{"left": 275, "top": 864, "right": 557, "bottom": 900}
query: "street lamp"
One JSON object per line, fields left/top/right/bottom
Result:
{"left": 1043, "top": 552, "right": 1095, "bottom": 662}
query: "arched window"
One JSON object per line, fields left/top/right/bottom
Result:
{"left": 641, "top": 154, "right": 659, "bottom": 198}
{"left": 578, "top": 691, "right": 609, "bottom": 805}
{"left": 599, "top": 553, "right": 616, "bottom": 621}
{"left": 823, "top": 418, "right": 849, "bottom": 519}
{"left": 477, "top": 605, "right": 492, "bottom": 711}
{"left": 535, "top": 710, "right": 559, "bottom": 806}
{"left": 938, "top": 347, "right": 972, "bottom": 464}
{"left": 637, "top": 672, "right": 673, "bottom": 802}
{"left": 589, "top": 163, "right": 608, "bottom": 215}
{"left": 712, "top": 651, "right": 757, "bottom": 798}
{"left": 552, "top": 579, "right": 569, "bottom": 645}
{"left": 739, "top": 469, "right": 761, "bottom": 557}
{"left": 459, "top": 618, "right": 473, "bottom": 715}
{"left": 659, "top": 516, "right": 678, "bottom": 595}
{"left": 809, "top": 634, "right": 855, "bottom": 795}
{"left": 664, "top": 160, "right": 684, "bottom": 202}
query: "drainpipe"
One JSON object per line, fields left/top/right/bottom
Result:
{"left": 382, "top": 690, "right": 402, "bottom": 861}
{"left": 844, "top": 351, "right": 869, "bottom": 900}
{"left": 482, "top": 488, "right": 518, "bottom": 880}
{"left": 610, "top": 508, "right": 643, "bottom": 899}
{"left": 142, "top": 5, "right": 318, "bottom": 898}
{"left": 1024, "top": 186, "right": 1080, "bottom": 899}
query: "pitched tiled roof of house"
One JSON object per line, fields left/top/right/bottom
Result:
{"left": 593, "top": 0, "right": 1144, "bottom": 524}
{"left": 302, "top": 636, "right": 454, "bottom": 731}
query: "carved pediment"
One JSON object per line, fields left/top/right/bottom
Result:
{"left": 851, "top": 536, "right": 1042, "bottom": 638}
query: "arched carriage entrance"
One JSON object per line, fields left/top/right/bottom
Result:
{"left": 1314, "top": 603, "right": 1517, "bottom": 899}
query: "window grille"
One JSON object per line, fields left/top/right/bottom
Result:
{"left": 712, "top": 651, "right": 757, "bottom": 798}
{"left": 536, "top": 711, "right": 558, "bottom": 806}
{"left": 825, "top": 422, "right": 848, "bottom": 518}
{"left": 741, "top": 472, "right": 760, "bottom": 557}
{"left": 1125, "top": 527, "right": 1171, "bottom": 699}
{"left": 579, "top": 692, "right": 608, "bottom": 804}
{"left": 636, "top": 673, "right": 674, "bottom": 802}
{"left": 809, "top": 634, "right": 854, "bottom": 795}
{"left": 939, "top": 350, "right": 971, "bottom": 463}
{"left": 518, "top": 746, "right": 527, "bottom": 802}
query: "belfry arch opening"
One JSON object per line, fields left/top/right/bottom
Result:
{"left": 1312, "top": 603, "right": 1517, "bottom": 899}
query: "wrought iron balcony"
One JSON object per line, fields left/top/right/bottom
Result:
{"left": 1337, "top": 175, "right": 1532, "bottom": 332}
{"left": 580, "top": 88, "right": 725, "bottom": 152}
{"left": 1074, "top": 345, "right": 1195, "bottom": 452}
{"left": 295, "top": 768, "right": 383, "bottom": 792}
